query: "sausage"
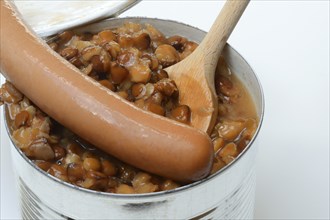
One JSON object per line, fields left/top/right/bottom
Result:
{"left": 0, "top": 1, "right": 213, "bottom": 183}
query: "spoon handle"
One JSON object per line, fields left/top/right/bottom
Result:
{"left": 199, "top": 0, "right": 250, "bottom": 68}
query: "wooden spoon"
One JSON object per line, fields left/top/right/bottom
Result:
{"left": 166, "top": 0, "right": 249, "bottom": 134}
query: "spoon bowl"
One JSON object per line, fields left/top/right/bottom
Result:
{"left": 166, "top": 0, "right": 250, "bottom": 133}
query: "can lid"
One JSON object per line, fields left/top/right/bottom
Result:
{"left": 13, "top": 0, "right": 140, "bottom": 37}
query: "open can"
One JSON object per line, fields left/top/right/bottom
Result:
{"left": 3, "top": 17, "right": 264, "bottom": 219}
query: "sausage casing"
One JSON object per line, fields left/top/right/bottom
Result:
{"left": 0, "top": 1, "right": 213, "bottom": 183}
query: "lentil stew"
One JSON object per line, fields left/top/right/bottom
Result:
{"left": 0, "top": 22, "right": 258, "bottom": 194}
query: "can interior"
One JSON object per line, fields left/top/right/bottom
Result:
{"left": 3, "top": 17, "right": 264, "bottom": 197}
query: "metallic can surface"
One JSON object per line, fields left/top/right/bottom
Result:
{"left": 4, "top": 17, "right": 264, "bottom": 220}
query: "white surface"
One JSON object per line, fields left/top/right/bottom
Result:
{"left": 1, "top": 1, "right": 329, "bottom": 219}
{"left": 13, "top": 0, "right": 136, "bottom": 37}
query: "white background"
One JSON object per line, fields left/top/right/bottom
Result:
{"left": 1, "top": 1, "right": 329, "bottom": 219}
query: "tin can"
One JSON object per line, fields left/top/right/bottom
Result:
{"left": 4, "top": 17, "right": 264, "bottom": 219}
